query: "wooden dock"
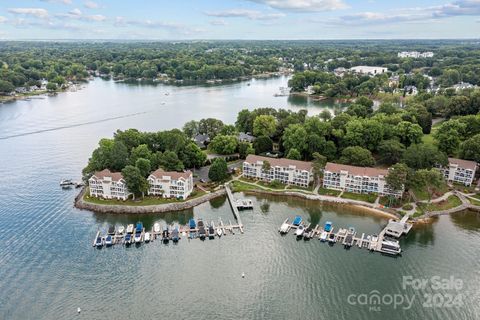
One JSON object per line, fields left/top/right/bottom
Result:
{"left": 225, "top": 184, "right": 244, "bottom": 233}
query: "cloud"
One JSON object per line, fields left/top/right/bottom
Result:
{"left": 210, "top": 19, "right": 228, "bottom": 26}
{"left": 8, "top": 8, "right": 49, "bottom": 19}
{"left": 205, "top": 9, "right": 285, "bottom": 20}
{"left": 114, "top": 17, "right": 203, "bottom": 35}
{"left": 84, "top": 1, "right": 100, "bottom": 9}
{"left": 86, "top": 14, "right": 106, "bottom": 21}
{"left": 432, "top": 0, "right": 480, "bottom": 17}
{"left": 40, "top": 0, "right": 72, "bottom": 5}
{"left": 0, "top": 16, "right": 7, "bottom": 23}
{"left": 248, "top": 0, "right": 348, "bottom": 12}
{"left": 55, "top": 8, "right": 106, "bottom": 22}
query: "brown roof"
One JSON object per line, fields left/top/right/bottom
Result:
{"left": 245, "top": 155, "right": 312, "bottom": 171}
{"left": 324, "top": 162, "right": 388, "bottom": 177}
{"left": 149, "top": 169, "right": 192, "bottom": 180}
{"left": 91, "top": 169, "right": 124, "bottom": 182}
{"left": 448, "top": 158, "right": 477, "bottom": 171}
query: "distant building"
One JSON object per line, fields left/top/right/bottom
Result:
{"left": 147, "top": 169, "right": 193, "bottom": 200}
{"left": 398, "top": 51, "right": 434, "bottom": 58}
{"left": 388, "top": 75, "right": 400, "bottom": 87}
{"left": 350, "top": 66, "right": 388, "bottom": 76}
{"left": 403, "top": 85, "right": 418, "bottom": 96}
{"left": 89, "top": 169, "right": 131, "bottom": 200}
{"left": 243, "top": 155, "right": 313, "bottom": 187}
{"left": 323, "top": 163, "right": 403, "bottom": 197}
{"left": 452, "top": 82, "right": 475, "bottom": 92}
{"left": 334, "top": 67, "right": 347, "bottom": 77}
{"left": 440, "top": 158, "right": 477, "bottom": 186}
{"left": 238, "top": 132, "right": 255, "bottom": 143}
{"left": 194, "top": 134, "right": 210, "bottom": 149}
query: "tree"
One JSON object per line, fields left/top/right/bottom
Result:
{"left": 110, "top": 141, "right": 129, "bottom": 171}
{"left": 262, "top": 160, "right": 271, "bottom": 173}
{"left": 385, "top": 163, "right": 408, "bottom": 193}
{"left": 129, "top": 144, "right": 153, "bottom": 165}
{"left": 312, "top": 152, "right": 327, "bottom": 186}
{"left": 208, "top": 158, "right": 228, "bottom": 182}
{"left": 434, "top": 120, "right": 467, "bottom": 155}
{"left": 253, "top": 115, "right": 276, "bottom": 137}
{"left": 235, "top": 109, "right": 252, "bottom": 133}
{"left": 319, "top": 110, "right": 332, "bottom": 121}
{"left": 413, "top": 169, "right": 445, "bottom": 203}
{"left": 238, "top": 141, "right": 254, "bottom": 159}
{"left": 286, "top": 148, "right": 301, "bottom": 160}
{"left": 378, "top": 139, "right": 406, "bottom": 165}
{"left": 220, "top": 124, "right": 237, "bottom": 136}
{"left": 460, "top": 134, "right": 480, "bottom": 162}
{"left": 283, "top": 123, "right": 307, "bottom": 154}
{"left": 339, "top": 146, "right": 375, "bottom": 167}
{"left": 402, "top": 144, "right": 448, "bottom": 170}
{"left": 182, "top": 142, "right": 206, "bottom": 168}
{"left": 253, "top": 136, "right": 273, "bottom": 154}
{"left": 0, "top": 80, "right": 14, "bottom": 94}
{"left": 198, "top": 118, "right": 224, "bottom": 139}
{"left": 46, "top": 82, "right": 57, "bottom": 91}
{"left": 395, "top": 121, "right": 423, "bottom": 147}
{"left": 159, "top": 151, "right": 184, "bottom": 171}
{"left": 182, "top": 120, "right": 199, "bottom": 138}
{"left": 209, "top": 135, "right": 238, "bottom": 155}
{"left": 135, "top": 158, "right": 151, "bottom": 177}
{"left": 121, "top": 165, "right": 148, "bottom": 200}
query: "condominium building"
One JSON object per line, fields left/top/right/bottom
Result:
{"left": 88, "top": 169, "right": 131, "bottom": 200}
{"left": 322, "top": 163, "right": 403, "bottom": 197}
{"left": 242, "top": 155, "right": 313, "bottom": 187}
{"left": 147, "top": 169, "right": 193, "bottom": 200}
{"left": 398, "top": 51, "right": 434, "bottom": 58}
{"left": 349, "top": 66, "right": 388, "bottom": 76}
{"left": 440, "top": 158, "right": 477, "bottom": 186}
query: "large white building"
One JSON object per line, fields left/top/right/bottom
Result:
{"left": 243, "top": 155, "right": 313, "bottom": 187}
{"left": 147, "top": 169, "right": 193, "bottom": 200}
{"left": 398, "top": 51, "right": 434, "bottom": 58}
{"left": 323, "top": 163, "right": 403, "bottom": 197}
{"left": 350, "top": 66, "right": 388, "bottom": 76}
{"left": 440, "top": 158, "right": 477, "bottom": 186}
{"left": 89, "top": 169, "right": 131, "bottom": 200}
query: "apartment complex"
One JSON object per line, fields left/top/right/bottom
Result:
{"left": 349, "top": 66, "right": 387, "bottom": 76}
{"left": 243, "top": 155, "right": 313, "bottom": 187}
{"left": 147, "top": 169, "right": 194, "bottom": 200}
{"left": 322, "top": 163, "right": 403, "bottom": 197}
{"left": 440, "top": 158, "right": 477, "bottom": 186}
{"left": 398, "top": 51, "right": 434, "bottom": 58}
{"left": 88, "top": 169, "right": 131, "bottom": 200}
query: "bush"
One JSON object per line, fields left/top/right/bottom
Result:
{"left": 402, "top": 204, "right": 414, "bottom": 211}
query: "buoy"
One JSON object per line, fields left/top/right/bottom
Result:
{"left": 77, "top": 307, "right": 81, "bottom": 314}
{"left": 242, "top": 272, "right": 245, "bottom": 278}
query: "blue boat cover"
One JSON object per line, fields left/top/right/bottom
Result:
{"left": 136, "top": 222, "right": 143, "bottom": 232}
{"left": 292, "top": 215, "right": 302, "bottom": 226}
{"left": 324, "top": 221, "right": 332, "bottom": 232}
{"left": 189, "top": 219, "right": 196, "bottom": 228}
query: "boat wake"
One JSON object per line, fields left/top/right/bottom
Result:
{"left": 0, "top": 111, "right": 149, "bottom": 140}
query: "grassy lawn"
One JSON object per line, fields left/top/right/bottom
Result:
{"left": 231, "top": 180, "right": 260, "bottom": 192}
{"left": 418, "top": 195, "right": 462, "bottom": 212}
{"left": 257, "top": 181, "right": 286, "bottom": 190}
{"left": 83, "top": 189, "right": 206, "bottom": 206}
{"left": 412, "top": 183, "right": 448, "bottom": 201}
{"left": 472, "top": 194, "right": 480, "bottom": 200}
{"left": 317, "top": 187, "right": 342, "bottom": 197}
{"left": 412, "top": 208, "right": 425, "bottom": 218}
{"left": 451, "top": 183, "right": 477, "bottom": 194}
{"left": 287, "top": 184, "right": 314, "bottom": 192}
{"left": 341, "top": 192, "right": 377, "bottom": 203}
{"left": 468, "top": 197, "right": 480, "bottom": 206}
{"left": 378, "top": 196, "right": 406, "bottom": 208}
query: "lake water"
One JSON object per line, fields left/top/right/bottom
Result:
{"left": 0, "top": 77, "right": 479, "bottom": 320}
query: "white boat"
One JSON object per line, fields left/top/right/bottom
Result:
{"left": 217, "top": 228, "right": 223, "bottom": 237}
{"left": 320, "top": 231, "right": 328, "bottom": 242}
{"left": 295, "top": 225, "right": 305, "bottom": 237}
{"left": 144, "top": 232, "right": 151, "bottom": 243}
{"left": 126, "top": 224, "right": 134, "bottom": 234}
{"left": 134, "top": 232, "right": 142, "bottom": 243}
{"left": 153, "top": 223, "right": 160, "bottom": 233}
{"left": 279, "top": 222, "right": 290, "bottom": 234}
{"left": 117, "top": 226, "right": 125, "bottom": 234}
{"left": 182, "top": 231, "right": 187, "bottom": 237}
{"left": 380, "top": 240, "right": 402, "bottom": 255}
{"left": 60, "top": 179, "right": 73, "bottom": 186}
{"left": 105, "top": 235, "right": 113, "bottom": 246}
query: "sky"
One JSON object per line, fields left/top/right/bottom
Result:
{"left": 0, "top": 0, "right": 479, "bottom": 40}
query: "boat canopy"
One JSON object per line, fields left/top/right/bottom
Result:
{"left": 292, "top": 215, "right": 302, "bottom": 226}
{"left": 189, "top": 219, "right": 196, "bottom": 229}
{"left": 324, "top": 221, "right": 332, "bottom": 232}
{"left": 136, "top": 222, "right": 143, "bottom": 232}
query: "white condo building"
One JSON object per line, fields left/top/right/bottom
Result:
{"left": 398, "top": 51, "right": 434, "bottom": 58}
{"left": 440, "top": 158, "right": 477, "bottom": 186}
{"left": 323, "top": 163, "right": 403, "bottom": 197}
{"left": 89, "top": 169, "right": 131, "bottom": 200}
{"left": 243, "top": 155, "right": 313, "bottom": 187}
{"left": 349, "top": 66, "right": 387, "bottom": 76}
{"left": 147, "top": 169, "right": 193, "bottom": 200}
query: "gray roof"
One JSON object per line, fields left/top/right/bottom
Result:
{"left": 238, "top": 132, "right": 255, "bottom": 142}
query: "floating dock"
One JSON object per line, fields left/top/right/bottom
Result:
{"left": 225, "top": 184, "right": 244, "bottom": 233}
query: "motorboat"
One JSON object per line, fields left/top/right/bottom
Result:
{"left": 292, "top": 215, "right": 302, "bottom": 226}
{"left": 95, "top": 236, "right": 104, "bottom": 247}
{"left": 279, "top": 220, "right": 290, "bottom": 234}
{"left": 135, "top": 222, "right": 143, "bottom": 234}
{"left": 328, "top": 233, "right": 336, "bottom": 243}
{"left": 320, "top": 231, "right": 328, "bottom": 242}
{"left": 217, "top": 227, "right": 223, "bottom": 237}
{"left": 324, "top": 221, "right": 333, "bottom": 232}
{"left": 172, "top": 227, "right": 179, "bottom": 242}
{"left": 189, "top": 218, "right": 196, "bottom": 229}
{"left": 124, "top": 233, "right": 132, "bottom": 245}
{"left": 60, "top": 179, "right": 73, "bottom": 186}
{"left": 162, "top": 225, "right": 170, "bottom": 243}
{"left": 134, "top": 231, "right": 142, "bottom": 243}
{"left": 380, "top": 240, "right": 402, "bottom": 255}
{"left": 208, "top": 222, "right": 215, "bottom": 239}
{"left": 117, "top": 226, "right": 125, "bottom": 235}
{"left": 153, "top": 223, "right": 161, "bottom": 234}
{"left": 105, "top": 235, "right": 113, "bottom": 246}
{"left": 344, "top": 234, "right": 354, "bottom": 248}
{"left": 144, "top": 232, "right": 151, "bottom": 243}
{"left": 107, "top": 225, "right": 115, "bottom": 235}
{"left": 197, "top": 219, "right": 206, "bottom": 240}
{"left": 295, "top": 225, "right": 305, "bottom": 237}
{"left": 348, "top": 227, "right": 356, "bottom": 235}
{"left": 126, "top": 224, "right": 134, "bottom": 234}
{"left": 303, "top": 227, "right": 312, "bottom": 240}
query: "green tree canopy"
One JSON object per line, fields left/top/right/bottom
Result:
{"left": 208, "top": 158, "right": 229, "bottom": 182}
{"left": 339, "top": 146, "right": 375, "bottom": 167}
